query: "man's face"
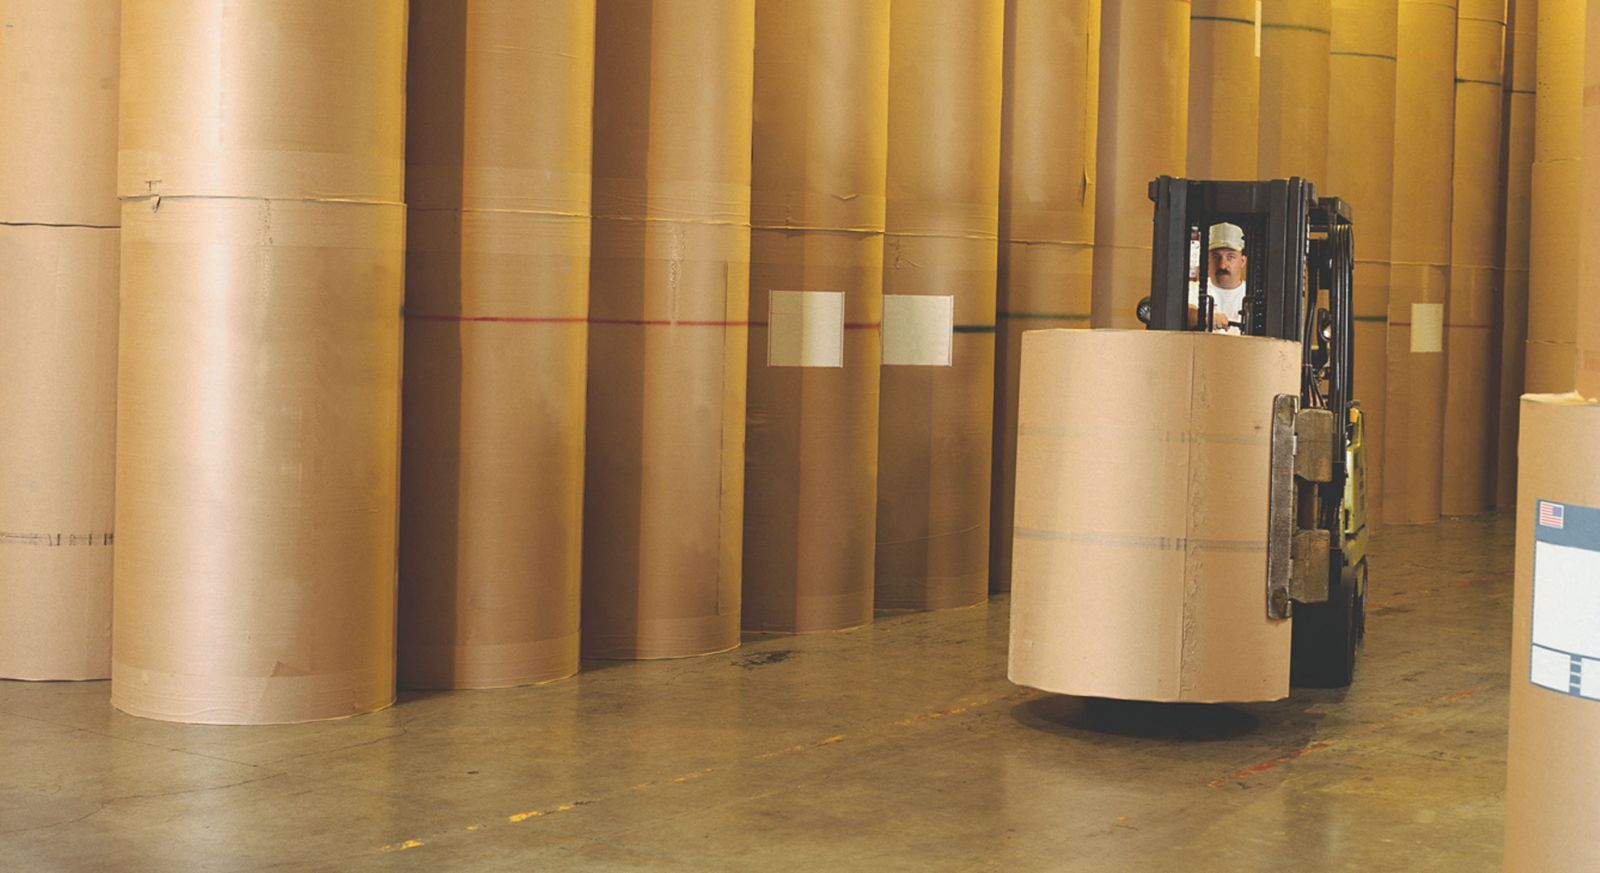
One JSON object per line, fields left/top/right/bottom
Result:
{"left": 1209, "top": 247, "right": 1246, "bottom": 289}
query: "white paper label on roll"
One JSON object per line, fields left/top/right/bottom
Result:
{"left": 1529, "top": 500, "right": 1600, "bottom": 700}
{"left": 767, "top": 290, "right": 844, "bottom": 368}
{"left": 1410, "top": 303, "right": 1444, "bottom": 353}
{"left": 882, "top": 294, "right": 954, "bottom": 367}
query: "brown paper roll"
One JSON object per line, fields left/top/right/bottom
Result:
{"left": 1526, "top": 0, "right": 1583, "bottom": 394}
{"left": 1440, "top": 1, "right": 1507, "bottom": 516}
{"left": 112, "top": 198, "right": 404, "bottom": 724}
{"left": 1496, "top": 0, "right": 1535, "bottom": 506}
{"left": 397, "top": 1, "right": 594, "bottom": 689}
{"left": 875, "top": 0, "right": 1004, "bottom": 612}
{"left": 1188, "top": 0, "right": 1259, "bottom": 179}
{"left": 112, "top": 1, "right": 406, "bottom": 723}
{"left": 1329, "top": 0, "right": 1399, "bottom": 526}
{"left": 992, "top": 0, "right": 1100, "bottom": 593}
{"left": 1383, "top": 0, "right": 1456, "bottom": 525}
{"left": 1579, "top": 0, "right": 1600, "bottom": 402}
{"left": 1259, "top": 0, "right": 1331, "bottom": 182}
{"left": 1503, "top": 394, "right": 1600, "bottom": 872}
{"left": 0, "top": 1, "right": 119, "bottom": 681}
{"left": 583, "top": 0, "right": 754, "bottom": 659}
{"left": 1008, "top": 330, "right": 1297, "bottom": 703}
{"left": 1091, "top": 0, "right": 1190, "bottom": 328}
{"left": 742, "top": 0, "right": 888, "bottom": 633}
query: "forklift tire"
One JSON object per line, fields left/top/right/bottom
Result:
{"left": 1290, "top": 561, "right": 1365, "bottom": 688}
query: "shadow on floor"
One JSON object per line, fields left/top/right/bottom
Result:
{"left": 1011, "top": 694, "right": 1260, "bottom": 742}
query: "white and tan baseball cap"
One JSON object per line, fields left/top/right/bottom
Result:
{"left": 1208, "top": 222, "right": 1245, "bottom": 252}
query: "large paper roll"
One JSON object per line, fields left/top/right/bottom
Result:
{"left": 875, "top": 0, "right": 1005, "bottom": 611}
{"left": 992, "top": 0, "right": 1100, "bottom": 593}
{"left": 1504, "top": 394, "right": 1600, "bottom": 872}
{"left": 112, "top": 1, "right": 406, "bottom": 724}
{"left": 1258, "top": 0, "right": 1331, "bottom": 183}
{"left": 742, "top": 0, "right": 888, "bottom": 633}
{"left": 1526, "top": 0, "right": 1583, "bottom": 395}
{"left": 397, "top": 0, "right": 594, "bottom": 688}
{"left": 1496, "top": 0, "right": 1535, "bottom": 507}
{"left": 0, "top": 1, "right": 119, "bottom": 681}
{"left": 1384, "top": 0, "right": 1456, "bottom": 524}
{"left": 1579, "top": 0, "right": 1600, "bottom": 401}
{"left": 582, "top": 0, "right": 754, "bottom": 658}
{"left": 1188, "top": 0, "right": 1259, "bottom": 179}
{"left": 1328, "top": 0, "right": 1399, "bottom": 526}
{"left": 1008, "top": 330, "right": 1297, "bottom": 703}
{"left": 1091, "top": 0, "right": 1189, "bottom": 328}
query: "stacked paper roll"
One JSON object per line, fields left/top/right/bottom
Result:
{"left": 1496, "top": 0, "right": 1535, "bottom": 507}
{"left": 1441, "top": 1, "right": 1507, "bottom": 515}
{"left": 742, "top": 0, "right": 888, "bottom": 633}
{"left": 1383, "top": 0, "right": 1456, "bottom": 525}
{"left": 1091, "top": 0, "right": 1189, "bottom": 328}
{"left": 1580, "top": 0, "right": 1600, "bottom": 402}
{"left": 398, "top": 0, "right": 594, "bottom": 687}
{"left": 0, "top": 1, "right": 119, "bottom": 680}
{"left": 583, "top": 0, "right": 755, "bottom": 658}
{"left": 1328, "top": 0, "right": 1399, "bottom": 527}
{"left": 991, "top": 0, "right": 1100, "bottom": 592}
{"left": 1187, "top": 0, "right": 1259, "bottom": 179}
{"left": 1258, "top": 0, "right": 1331, "bottom": 183}
{"left": 112, "top": 1, "right": 406, "bottom": 723}
{"left": 1525, "top": 0, "right": 1584, "bottom": 393}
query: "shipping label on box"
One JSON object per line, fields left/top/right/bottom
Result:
{"left": 882, "top": 294, "right": 954, "bottom": 366}
{"left": 1529, "top": 500, "right": 1600, "bottom": 701}
{"left": 767, "top": 290, "right": 844, "bottom": 368}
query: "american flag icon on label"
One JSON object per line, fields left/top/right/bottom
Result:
{"left": 1539, "top": 501, "right": 1566, "bottom": 529}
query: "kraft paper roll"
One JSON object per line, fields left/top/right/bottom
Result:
{"left": 1008, "top": 330, "right": 1297, "bottom": 703}
{"left": 583, "top": 0, "right": 754, "bottom": 659}
{"left": 1526, "top": 0, "right": 1583, "bottom": 394}
{"left": 1328, "top": 0, "right": 1399, "bottom": 526}
{"left": 1188, "top": 0, "right": 1259, "bottom": 179}
{"left": 398, "top": 0, "right": 594, "bottom": 689}
{"left": 1497, "top": 0, "right": 1535, "bottom": 506}
{"left": 1503, "top": 394, "right": 1600, "bottom": 872}
{"left": 1258, "top": 0, "right": 1331, "bottom": 182}
{"left": 112, "top": 1, "right": 406, "bottom": 724}
{"left": 876, "top": 0, "right": 1004, "bottom": 612}
{"left": 1441, "top": 0, "right": 1507, "bottom": 516}
{"left": 742, "top": 0, "right": 888, "bottom": 633}
{"left": 1579, "top": 0, "right": 1600, "bottom": 401}
{"left": 1091, "top": 0, "right": 1189, "bottom": 328}
{"left": 992, "top": 0, "right": 1100, "bottom": 593}
{"left": 0, "top": 1, "right": 119, "bottom": 681}
{"left": 1384, "top": 0, "right": 1456, "bottom": 525}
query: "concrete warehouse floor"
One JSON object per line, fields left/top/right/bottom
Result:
{"left": 1, "top": 514, "right": 1512, "bottom": 872}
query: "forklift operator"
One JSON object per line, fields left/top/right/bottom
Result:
{"left": 1188, "top": 222, "right": 1248, "bottom": 333}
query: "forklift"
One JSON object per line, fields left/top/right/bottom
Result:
{"left": 1136, "top": 177, "right": 1369, "bottom": 688}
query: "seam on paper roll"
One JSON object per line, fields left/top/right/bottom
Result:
{"left": 120, "top": 193, "right": 405, "bottom": 209}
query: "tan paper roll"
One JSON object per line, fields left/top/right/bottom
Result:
{"left": 876, "top": 0, "right": 1004, "bottom": 611}
{"left": 397, "top": 1, "right": 594, "bottom": 689}
{"left": 1188, "top": 0, "right": 1259, "bottom": 179}
{"left": 992, "top": 0, "right": 1100, "bottom": 593}
{"left": 743, "top": 1, "right": 888, "bottom": 633}
{"left": 1503, "top": 394, "right": 1600, "bottom": 872}
{"left": 1383, "top": 0, "right": 1456, "bottom": 525}
{"left": 1441, "top": 1, "right": 1507, "bottom": 516}
{"left": 0, "top": 1, "right": 119, "bottom": 681}
{"left": 1328, "top": 0, "right": 1399, "bottom": 527}
{"left": 1579, "top": 0, "right": 1600, "bottom": 401}
{"left": 1091, "top": 0, "right": 1189, "bottom": 328}
{"left": 1497, "top": 0, "right": 1535, "bottom": 507}
{"left": 1008, "top": 330, "right": 1296, "bottom": 703}
{"left": 583, "top": 0, "right": 754, "bottom": 658}
{"left": 112, "top": 1, "right": 406, "bottom": 724}
{"left": 1259, "top": 0, "right": 1331, "bottom": 182}
{"left": 1526, "top": 0, "right": 1583, "bottom": 393}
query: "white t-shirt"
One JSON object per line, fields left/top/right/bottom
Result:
{"left": 1188, "top": 279, "right": 1246, "bottom": 334}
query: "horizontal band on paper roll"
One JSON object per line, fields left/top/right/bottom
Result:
{"left": 592, "top": 179, "right": 753, "bottom": 226}
{"left": 766, "top": 290, "right": 845, "bottom": 367}
{"left": 397, "top": 633, "right": 581, "bottom": 690}
{"left": 589, "top": 220, "right": 750, "bottom": 324}
{"left": 405, "top": 208, "right": 589, "bottom": 320}
{"left": 750, "top": 191, "right": 887, "bottom": 235}
{"left": 111, "top": 660, "right": 392, "bottom": 725}
{"left": 580, "top": 613, "right": 742, "bottom": 661}
{"left": 1410, "top": 303, "right": 1445, "bottom": 352}
{"left": 882, "top": 295, "right": 954, "bottom": 366}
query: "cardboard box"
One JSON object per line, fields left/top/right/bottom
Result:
{"left": 992, "top": 0, "right": 1100, "bottom": 592}
{"left": 1091, "top": 0, "right": 1189, "bottom": 328}
{"left": 741, "top": 0, "right": 888, "bottom": 633}
{"left": 1008, "top": 329, "right": 1296, "bottom": 703}
{"left": 1496, "top": 0, "right": 1535, "bottom": 507}
{"left": 1258, "top": 0, "right": 1330, "bottom": 182}
{"left": 582, "top": 0, "right": 754, "bottom": 659}
{"left": 875, "top": 0, "right": 1004, "bottom": 611}
{"left": 1503, "top": 394, "right": 1600, "bottom": 872}
{"left": 1188, "top": 0, "right": 1259, "bottom": 179}
{"left": 396, "top": 0, "right": 594, "bottom": 689}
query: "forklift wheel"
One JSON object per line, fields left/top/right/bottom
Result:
{"left": 1290, "top": 561, "right": 1365, "bottom": 688}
